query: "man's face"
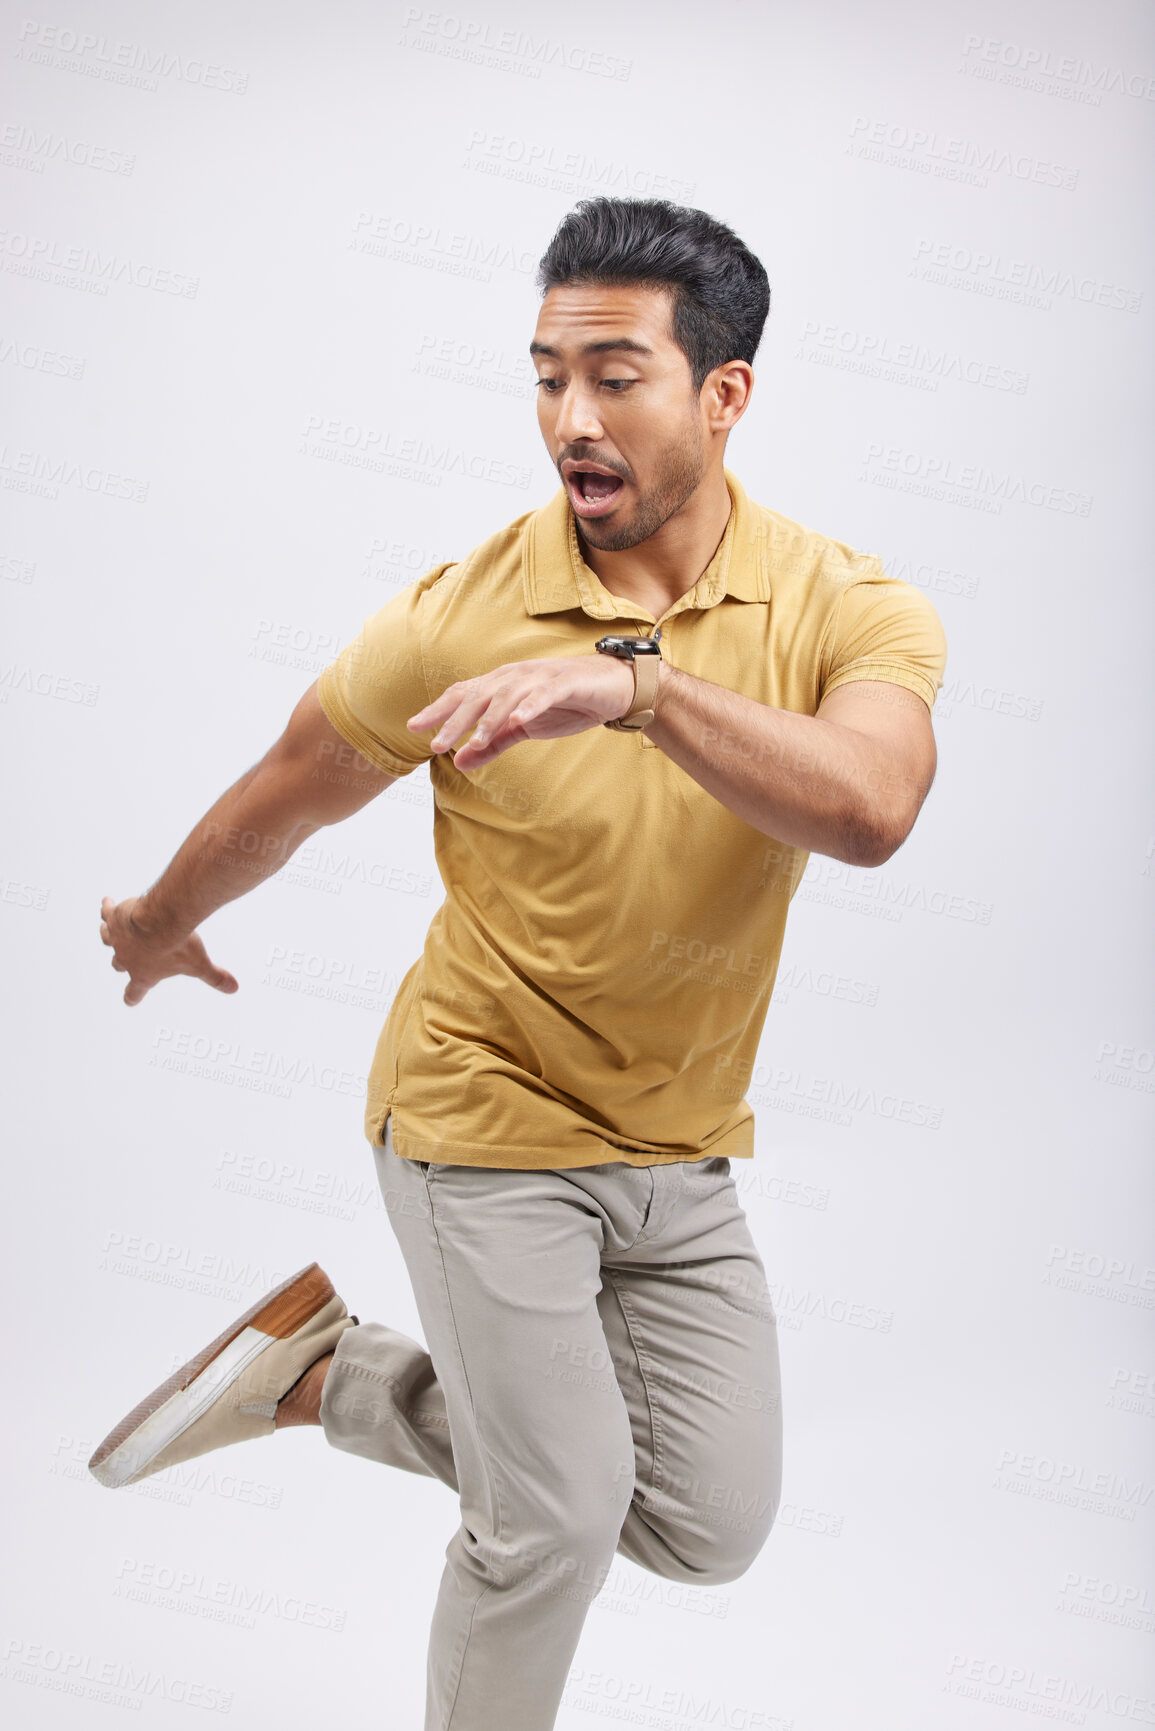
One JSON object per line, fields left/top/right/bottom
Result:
{"left": 530, "top": 282, "right": 708, "bottom": 553}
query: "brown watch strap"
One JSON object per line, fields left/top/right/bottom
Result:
{"left": 605, "top": 651, "right": 661, "bottom": 731}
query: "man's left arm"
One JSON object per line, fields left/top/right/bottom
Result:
{"left": 621, "top": 563, "right": 947, "bottom": 863}
{"left": 641, "top": 666, "right": 937, "bottom": 867}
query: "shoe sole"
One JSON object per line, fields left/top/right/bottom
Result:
{"left": 88, "top": 1262, "right": 335, "bottom": 1487}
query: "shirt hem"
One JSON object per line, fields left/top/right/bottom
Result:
{"left": 316, "top": 663, "right": 425, "bottom": 779}
{"left": 820, "top": 662, "right": 938, "bottom": 710}
{"left": 383, "top": 1116, "right": 753, "bottom": 1169}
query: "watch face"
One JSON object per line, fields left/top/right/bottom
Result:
{"left": 596, "top": 634, "right": 661, "bottom": 656}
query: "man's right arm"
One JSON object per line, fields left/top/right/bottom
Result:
{"left": 100, "top": 679, "right": 398, "bottom": 1006}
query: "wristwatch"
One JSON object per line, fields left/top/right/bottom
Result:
{"left": 595, "top": 631, "right": 663, "bottom": 731}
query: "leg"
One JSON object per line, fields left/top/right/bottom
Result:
{"left": 362, "top": 1126, "right": 641, "bottom": 1731}
{"left": 599, "top": 1155, "right": 783, "bottom": 1584}
{"left": 317, "top": 1147, "right": 781, "bottom": 1590}
{"left": 315, "top": 1320, "right": 459, "bottom": 1489}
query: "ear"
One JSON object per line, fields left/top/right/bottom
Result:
{"left": 704, "top": 360, "right": 754, "bottom": 432}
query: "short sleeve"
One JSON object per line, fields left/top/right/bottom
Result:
{"left": 819, "top": 562, "right": 948, "bottom": 711}
{"left": 316, "top": 576, "right": 439, "bottom": 778}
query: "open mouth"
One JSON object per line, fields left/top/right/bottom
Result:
{"left": 565, "top": 468, "right": 626, "bottom": 516}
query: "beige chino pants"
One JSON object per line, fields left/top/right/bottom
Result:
{"left": 320, "top": 1116, "right": 783, "bottom": 1731}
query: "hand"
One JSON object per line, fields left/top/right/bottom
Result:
{"left": 99, "top": 895, "right": 239, "bottom": 1008}
{"left": 406, "top": 654, "right": 638, "bottom": 772}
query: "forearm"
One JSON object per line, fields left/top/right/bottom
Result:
{"left": 133, "top": 760, "right": 322, "bottom": 940}
{"left": 644, "top": 664, "right": 902, "bottom": 865}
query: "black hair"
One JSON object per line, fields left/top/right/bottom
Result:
{"left": 535, "top": 197, "right": 771, "bottom": 393}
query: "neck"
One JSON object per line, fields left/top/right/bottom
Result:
{"left": 576, "top": 465, "right": 734, "bottom": 618}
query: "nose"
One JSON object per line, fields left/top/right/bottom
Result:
{"left": 553, "top": 380, "right": 604, "bottom": 447}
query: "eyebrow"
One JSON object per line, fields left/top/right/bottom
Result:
{"left": 528, "top": 338, "right": 655, "bottom": 359}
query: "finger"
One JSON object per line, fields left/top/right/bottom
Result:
{"left": 123, "top": 978, "right": 149, "bottom": 1008}
{"left": 100, "top": 921, "right": 112, "bottom": 946}
{"left": 407, "top": 677, "right": 481, "bottom": 733}
{"left": 453, "top": 710, "right": 535, "bottom": 771}
{"left": 187, "top": 944, "right": 239, "bottom": 994}
{"left": 429, "top": 688, "right": 498, "bottom": 753}
{"left": 452, "top": 729, "right": 524, "bottom": 772}
{"left": 201, "top": 960, "right": 240, "bottom": 994}
{"left": 508, "top": 691, "right": 549, "bottom": 730}
{"left": 465, "top": 687, "right": 531, "bottom": 752}
{"left": 112, "top": 959, "right": 127, "bottom": 973}
{"left": 453, "top": 692, "right": 535, "bottom": 769}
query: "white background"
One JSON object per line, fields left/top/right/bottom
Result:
{"left": 2, "top": 1, "right": 1153, "bottom": 1726}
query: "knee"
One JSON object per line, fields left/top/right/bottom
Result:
{"left": 502, "top": 1526, "right": 620, "bottom": 1606}
{"left": 544, "top": 1488, "right": 628, "bottom": 1570}
{"left": 650, "top": 1484, "right": 779, "bottom": 1585}
{"left": 677, "top": 1523, "right": 772, "bottom": 1585}
{"left": 687, "top": 1538, "right": 766, "bottom": 1585}
{"left": 492, "top": 1481, "right": 628, "bottom": 1598}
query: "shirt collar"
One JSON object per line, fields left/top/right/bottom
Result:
{"left": 522, "top": 465, "right": 770, "bottom": 620}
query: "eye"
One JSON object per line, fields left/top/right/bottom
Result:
{"left": 535, "top": 378, "right": 562, "bottom": 393}
{"left": 602, "top": 380, "right": 635, "bottom": 392}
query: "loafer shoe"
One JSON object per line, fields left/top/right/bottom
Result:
{"left": 88, "top": 1262, "right": 357, "bottom": 1489}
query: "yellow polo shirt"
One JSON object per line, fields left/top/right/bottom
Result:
{"left": 316, "top": 467, "right": 947, "bottom": 1168}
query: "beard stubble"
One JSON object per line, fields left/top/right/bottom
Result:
{"left": 573, "top": 420, "right": 705, "bottom": 555}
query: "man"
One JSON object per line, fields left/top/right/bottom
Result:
{"left": 92, "top": 197, "right": 946, "bottom": 1730}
